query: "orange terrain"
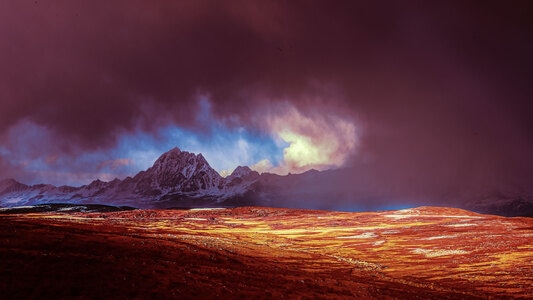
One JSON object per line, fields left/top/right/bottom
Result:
{"left": 1, "top": 206, "right": 532, "bottom": 299}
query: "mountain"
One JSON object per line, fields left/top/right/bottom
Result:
{"left": 0, "top": 178, "right": 29, "bottom": 195}
{"left": 1, "top": 147, "right": 532, "bottom": 216}
{"left": 131, "top": 147, "right": 224, "bottom": 195}
{"left": 0, "top": 148, "right": 262, "bottom": 209}
{"left": 463, "top": 191, "right": 533, "bottom": 217}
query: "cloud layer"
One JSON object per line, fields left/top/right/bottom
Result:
{"left": 0, "top": 1, "right": 532, "bottom": 204}
{"left": 262, "top": 104, "right": 358, "bottom": 174}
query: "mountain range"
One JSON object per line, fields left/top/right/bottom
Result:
{"left": 1, "top": 147, "right": 532, "bottom": 216}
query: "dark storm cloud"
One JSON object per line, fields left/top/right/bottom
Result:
{"left": 0, "top": 1, "right": 532, "bottom": 199}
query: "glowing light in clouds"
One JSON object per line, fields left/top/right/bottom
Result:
{"left": 0, "top": 99, "right": 358, "bottom": 186}
{"left": 257, "top": 105, "right": 358, "bottom": 174}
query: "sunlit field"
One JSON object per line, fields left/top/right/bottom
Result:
{"left": 1, "top": 206, "right": 531, "bottom": 298}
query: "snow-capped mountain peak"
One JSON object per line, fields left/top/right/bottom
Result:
{"left": 136, "top": 147, "right": 223, "bottom": 193}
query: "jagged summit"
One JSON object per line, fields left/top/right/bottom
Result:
{"left": 155, "top": 147, "right": 182, "bottom": 161}
{"left": 132, "top": 147, "right": 223, "bottom": 194}
{"left": 168, "top": 146, "right": 182, "bottom": 153}
{"left": 86, "top": 179, "right": 107, "bottom": 190}
{"left": 151, "top": 147, "right": 212, "bottom": 178}
{"left": 228, "top": 166, "right": 258, "bottom": 179}
{"left": 224, "top": 166, "right": 260, "bottom": 190}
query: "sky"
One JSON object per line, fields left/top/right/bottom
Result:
{"left": 0, "top": 1, "right": 532, "bottom": 203}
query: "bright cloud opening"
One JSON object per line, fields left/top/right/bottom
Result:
{"left": 253, "top": 105, "right": 359, "bottom": 174}
{"left": 250, "top": 159, "right": 274, "bottom": 174}
{"left": 0, "top": 98, "right": 358, "bottom": 186}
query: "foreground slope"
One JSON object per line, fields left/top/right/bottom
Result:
{"left": 1, "top": 206, "right": 531, "bottom": 299}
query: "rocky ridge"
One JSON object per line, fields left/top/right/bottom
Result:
{"left": 0, "top": 148, "right": 258, "bottom": 208}
{"left": 0, "top": 147, "right": 532, "bottom": 216}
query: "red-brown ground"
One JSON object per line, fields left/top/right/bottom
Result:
{"left": 1, "top": 206, "right": 532, "bottom": 299}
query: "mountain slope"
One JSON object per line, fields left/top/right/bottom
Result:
{"left": 0, "top": 148, "right": 228, "bottom": 208}
{"left": 0, "top": 148, "right": 273, "bottom": 209}
{"left": 1, "top": 147, "right": 532, "bottom": 216}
